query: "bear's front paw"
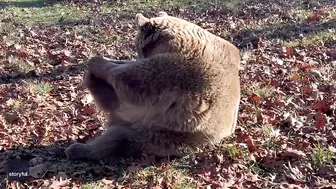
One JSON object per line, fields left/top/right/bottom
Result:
{"left": 65, "top": 143, "right": 91, "bottom": 160}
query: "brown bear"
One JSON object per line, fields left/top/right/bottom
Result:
{"left": 65, "top": 12, "right": 241, "bottom": 161}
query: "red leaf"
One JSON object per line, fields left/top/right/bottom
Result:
{"left": 270, "top": 80, "right": 279, "bottom": 87}
{"left": 104, "top": 27, "right": 110, "bottom": 36}
{"left": 301, "top": 75, "right": 310, "bottom": 82}
{"left": 251, "top": 93, "right": 261, "bottom": 103}
{"left": 238, "top": 131, "right": 258, "bottom": 152}
{"left": 301, "top": 87, "right": 313, "bottom": 95}
{"left": 246, "top": 136, "right": 258, "bottom": 152}
{"left": 82, "top": 106, "right": 96, "bottom": 115}
{"left": 285, "top": 48, "right": 293, "bottom": 56}
{"left": 316, "top": 113, "right": 327, "bottom": 129}
{"left": 291, "top": 74, "right": 299, "bottom": 81}
{"left": 313, "top": 100, "right": 331, "bottom": 113}
{"left": 299, "top": 63, "right": 312, "bottom": 72}
{"left": 18, "top": 50, "right": 28, "bottom": 59}
{"left": 318, "top": 8, "right": 326, "bottom": 16}
{"left": 308, "top": 12, "right": 320, "bottom": 22}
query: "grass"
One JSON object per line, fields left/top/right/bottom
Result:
{"left": 97, "top": 32, "right": 125, "bottom": 44}
{"left": 166, "top": 166, "right": 196, "bottom": 189}
{"left": 260, "top": 123, "right": 274, "bottom": 139}
{"left": 250, "top": 163, "right": 264, "bottom": 175}
{"left": 125, "top": 164, "right": 196, "bottom": 188}
{"left": 0, "top": 0, "right": 47, "bottom": 8}
{"left": 0, "top": 22, "right": 17, "bottom": 35}
{"left": 100, "top": 0, "right": 239, "bottom": 14}
{"left": 7, "top": 98, "right": 21, "bottom": 111}
{"left": 226, "top": 145, "right": 241, "bottom": 159}
{"left": 0, "top": 0, "right": 241, "bottom": 31}
{"left": 31, "top": 81, "right": 53, "bottom": 95}
{"left": 1, "top": 0, "right": 90, "bottom": 26}
{"left": 311, "top": 143, "right": 333, "bottom": 167}
{"left": 82, "top": 182, "right": 104, "bottom": 189}
{"left": 259, "top": 123, "right": 281, "bottom": 150}
{"left": 284, "top": 31, "right": 336, "bottom": 48}
{"left": 253, "top": 86, "right": 276, "bottom": 99}
{"left": 263, "top": 139, "right": 280, "bottom": 150}
{"left": 242, "top": 85, "right": 276, "bottom": 99}
{"left": 13, "top": 60, "right": 35, "bottom": 74}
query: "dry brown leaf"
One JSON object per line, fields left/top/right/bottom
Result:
{"left": 4, "top": 112, "right": 20, "bottom": 124}
{"left": 318, "top": 165, "right": 336, "bottom": 178}
{"left": 279, "top": 148, "right": 306, "bottom": 159}
{"left": 49, "top": 178, "right": 72, "bottom": 189}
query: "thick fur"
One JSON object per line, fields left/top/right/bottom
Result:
{"left": 65, "top": 12, "right": 241, "bottom": 161}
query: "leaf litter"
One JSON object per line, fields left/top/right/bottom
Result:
{"left": 0, "top": 0, "right": 335, "bottom": 188}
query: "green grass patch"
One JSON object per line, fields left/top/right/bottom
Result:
{"left": 226, "top": 145, "right": 241, "bottom": 159}
{"left": 0, "top": 0, "right": 47, "bottom": 8}
{"left": 6, "top": 98, "right": 21, "bottom": 111}
{"left": 97, "top": 32, "right": 125, "bottom": 43}
{"left": 242, "top": 85, "right": 276, "bottom": 99}
{"left": 311, "top": 143, "right": 333, "bottom": 167}
{"left": 0, "top": 22, "right": 17, "bottom": 35}
{"left": 31, "top": 81, "right": 53, "bottom": 95}
{"left": 125, "top": 164, "right": 196, "bottom": 188}
{"left": 263, "top": 139, "right": 280, "bottom": 151}
{"left": 101, "top": 0, "right": 239, "bottom": 14}
{"left": 3, "top": 1, "right": 90, "bottom": 26}
{"left": 100, "top": 0, "right": 193, "bottom": 13}
{"left": 249, "top": 163, "right": 264, "bottom": 175}
{"left": 260, "top": 123, "right": 274, "bottom": 139}
{"left": 81, "top": 182, "right": 104, "bottom": 189}
{"left": 13, "top": 60, "right": 35, "bottom": 74}
{"left": 284, "top": 31, "right": 336, "bottom": 48}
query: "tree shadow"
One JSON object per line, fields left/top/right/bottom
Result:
{"left": 0, "top": 141, "right": 212, "bottom": 187}
{"left": 0, "top": 0, "right": 50, "bottom": 8}
{"left": 0, "top": 63, "right": 87, "bottom": 84}
{"left": 227, "top": 19, "right": 336, "bottom": 49}
{"left": 0, "top": 142, "right": 126, "bottom": 187}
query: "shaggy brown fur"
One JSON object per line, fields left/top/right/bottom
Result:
{"left": 65, "top": 12, "right": 241, "bottom": 161}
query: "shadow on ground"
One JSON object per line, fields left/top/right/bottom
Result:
{"left": 0, "top": 142, "right": 124, "bottom": 187}
{"left": 0, "top": 63, "right": 87, "bottom": 84}
{"left": 0, "top": 0, "right": 50, "bottom": 8}
{"left": 228, "top": 19, "right": 336, "bottom": 49}
{"left": 0, "top": 141, "right": 220, "bottom": 187}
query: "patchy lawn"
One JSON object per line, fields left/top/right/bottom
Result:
{"left": 0, "top": 0, "right": 335, "bottom": 188}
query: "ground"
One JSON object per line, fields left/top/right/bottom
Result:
{"left": 0, "top": 0, "right": 335, "bottom": 188}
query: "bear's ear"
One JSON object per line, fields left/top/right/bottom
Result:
{"left": 158, "top": 11, "right": 168, "bottom": 17}
{"left": 135, "top": 13, "right": 150, "bottom": 27}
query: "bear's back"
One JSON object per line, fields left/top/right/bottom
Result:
{"left": 134, "top": 13, "right": 241, "bottom": 140}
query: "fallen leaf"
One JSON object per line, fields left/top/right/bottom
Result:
{"left": 4, "top": 112, "right": 20, "bottom": 124}
{"left": 49, "top": 178, "right": 71, "bottom": 189}
{"left": 313, "top": 100, "right": 331, "bottom": 113}
{"left": 104, "top": 27, "right": 110, "bottom": 36}
{"left": 291, "top": 74, "right": 300, "bottom": 81}
{"left": 82, "top": 106, "right": 96, "bottom": 115}
{"left": 279, "top": 148, "right": 306, "bottom": 159}
{"left": 318, "top": 165, "right": 336, "bottom": 178}
{"left": 299, "top": 63, "right": 312, "bottom": 72}
{"left": 301, "top": 87, "right": 313, "bottom": 95}
{"left": 315, "top": 113, "right": 327, "bottom": 129}
{"left": 251, "top": 93, "right": 261, "bottom": 103}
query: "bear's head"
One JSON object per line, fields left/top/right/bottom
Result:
{"left": 134, "top": 12, "right": 205, "bottom": 59}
